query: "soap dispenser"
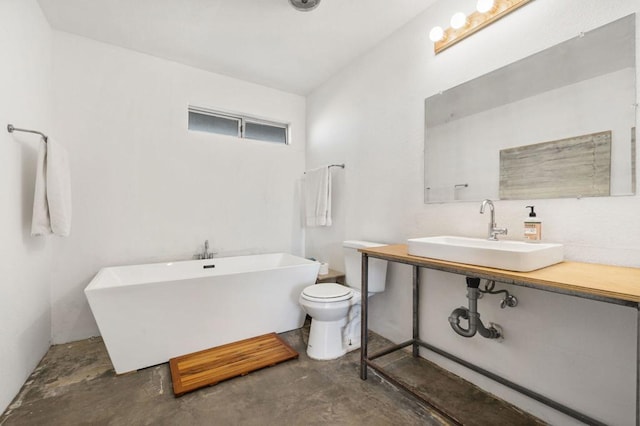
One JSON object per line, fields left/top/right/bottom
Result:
{"left": 524, "top": 206, "right": 542, "bottom": 242}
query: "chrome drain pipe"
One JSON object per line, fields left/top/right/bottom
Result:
{"left": 449, "top": 277, "right": 501, "bottom": 339}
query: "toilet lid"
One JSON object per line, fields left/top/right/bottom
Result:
{"left": 302, "top": 283, "right": 353, "bottom": 302}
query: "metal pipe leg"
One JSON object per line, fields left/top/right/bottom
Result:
{"left": 360, "top": 253, "right": 369, "bottom": 380}
{"left": 636, "top": 303, "right": 640, "bottom": 426}
{"left": 413, "top": 266, "right": 420, "bottom": 357}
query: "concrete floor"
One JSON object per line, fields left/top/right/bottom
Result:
{"left": 1, "top": 326, "right": 543, "bottom": 425}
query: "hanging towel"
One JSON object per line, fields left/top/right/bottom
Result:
{"left": 31, "top": 138, "right": 72, "bottom": 237}
{"left": 303, "top": 166, "right": 332, "bottom": 227}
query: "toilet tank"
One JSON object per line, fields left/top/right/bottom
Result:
{"left": 343, "top": 240, "right": 388, "bottom": 293}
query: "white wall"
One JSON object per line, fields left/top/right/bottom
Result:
{"left": 0, "top": 0, "right": 53, "bottom": 414}
{"left": 306, "top": 1, "right": 640, "bottom": 425}
{"left": 49, "top": 32, "right": 307, "bottom": 343}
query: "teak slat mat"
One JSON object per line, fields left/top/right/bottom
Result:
{"left": 169, "top": 332, "right": 298, "bottom": 396}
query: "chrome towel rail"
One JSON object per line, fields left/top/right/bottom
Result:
{"left": 304, "top": 164, "right": 345, "bottom": 174}
{"left": 7, "top": 124, "right": 48, "bottom": 142}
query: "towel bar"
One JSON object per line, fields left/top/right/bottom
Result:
{"left": 7, "top": 124, "right": 48, "bottom": 142}
{"left": 304, "top": 164, "right": 345, "bottom": 174}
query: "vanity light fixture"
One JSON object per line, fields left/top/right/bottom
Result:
{"left": 450, "top": 12, "right": 468, "bottom": 29}
{"left": 476, "top": 0, "right": 495, "bottom": 13}
{"left": 429, "top": 0, "right": 533, "bottom": 54}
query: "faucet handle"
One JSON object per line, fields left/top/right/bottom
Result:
{"left": 490, "top": 227, "right": 508, "bottom": 239}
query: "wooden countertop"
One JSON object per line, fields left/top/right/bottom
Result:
{"left": 359, "top": 244, "right": 640, "bottom": 304}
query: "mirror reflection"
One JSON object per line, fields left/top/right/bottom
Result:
{"left": 424, "top": 14, "right": 636, "bottom": 203}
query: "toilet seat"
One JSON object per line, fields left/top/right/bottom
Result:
{"left": 301, "top": 283, "right": 353, "bottom": 302}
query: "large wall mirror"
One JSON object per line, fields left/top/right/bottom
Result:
{"left": 424, "top": 15, "right": 636, "bottom": 203}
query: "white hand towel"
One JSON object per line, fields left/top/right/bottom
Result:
{"left": 31, "top": 140, "right": 50, "bottom": 236}
{"left": 303, "top": 166, "right": 332, "bottom": 227}
{"left": 31, "top": 138, "right": 72, "bottom": 237}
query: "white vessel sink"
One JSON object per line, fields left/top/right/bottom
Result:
{"left": 407, "top": 236, "right": 563, "bottom": 272}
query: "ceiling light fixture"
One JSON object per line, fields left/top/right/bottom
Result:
{"left": 289, "top": 0, "right": 321, "bottom": 12}
{"left": 429, "top": 0, "right": 533, "bottom": 54}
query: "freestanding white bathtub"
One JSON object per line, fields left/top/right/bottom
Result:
{"left": 85, "top": 253, "right": 320, "bottom": 374}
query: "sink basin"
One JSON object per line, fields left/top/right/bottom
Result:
{"left": 407, "top": 236, "right": 563, "bottom": 272}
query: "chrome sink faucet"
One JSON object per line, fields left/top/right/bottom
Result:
{"left": 480, "top": 199, "right": 508, "bottom": 241}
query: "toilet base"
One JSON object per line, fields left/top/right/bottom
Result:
{"left": 307, "top": 317, "right": 349, "bottom": 360}
{"left": 307, "top": 305, "right": 365, "bottom": 360}
{"left": 341, "top": 303, "right": 361, "bottom": 352}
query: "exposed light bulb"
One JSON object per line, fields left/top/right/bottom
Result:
{"left": 450, "top": 12, "right": 467, "bottom": 29}
{"left": 476, "top": 0, "right": 495, "bottom": 13}
{"left": 429, "top": 26, "right": 445, "bottom": 42}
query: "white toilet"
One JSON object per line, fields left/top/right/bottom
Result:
{"left": 299, "top": 240, "right": 388, "bottom": 360}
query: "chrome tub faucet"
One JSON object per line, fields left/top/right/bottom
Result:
{"left": 480, "top": 199, "right": 508, "bottom": 241}
{"left": 196, "top": 240, "right": 216, "bottom": 259}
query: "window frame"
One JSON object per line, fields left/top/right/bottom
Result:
{"left": 188, "top": 106, "right": 290, "bottom": 145}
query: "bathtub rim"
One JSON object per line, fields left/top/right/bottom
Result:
{"left": 85, "top": 252, "right": 320, "bottom": 291}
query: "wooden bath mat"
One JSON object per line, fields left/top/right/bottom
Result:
{"left": 169, "top": 332, "right": 298, "bottom": 396}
